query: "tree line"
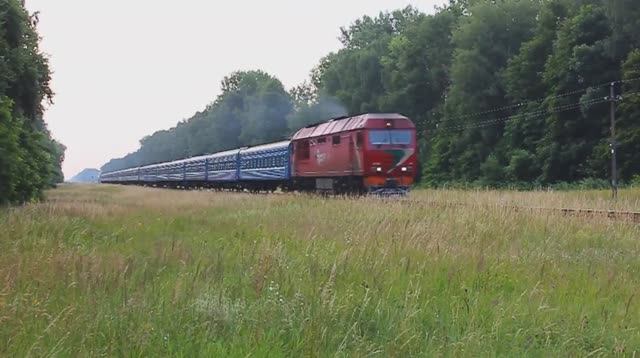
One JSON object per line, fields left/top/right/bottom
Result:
{"left": 0, "top": 0, "right": 65, "bottom": 205}
{"left": 103, "top": 0, "right": 640, "bottom": 187}
{"left": 101, "top": 71, "right": 347, "bottom": 173}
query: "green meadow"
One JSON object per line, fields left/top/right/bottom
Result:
{"left": 1, "top": 185, "right": 639, "bottom": 356}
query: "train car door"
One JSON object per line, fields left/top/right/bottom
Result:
{"left": 349, "top": 131, "right": 363, "bottom": 176}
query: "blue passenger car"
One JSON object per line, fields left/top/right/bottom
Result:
{"left": 123, "top": 167, "right": 140, "bottom": 182}
{"left": 239, "top": 141, "right": 291, "bottom": 183}
{"left": 101, "top": 167, "right": 138, "bottom": 183}
{"left": 205, "top": 149, "right": 241, "bottom": 182}
{"left": 140, "top": 164, "right": 161, "bottom": 183}
{"left": 101, "top": 141, "right": 290, "bottom": 190}
{"left": 160, "top": 161, "right": 184, "bottom": 182}
{"left": 183, "top": 156, "right": 207, "bottom": 182}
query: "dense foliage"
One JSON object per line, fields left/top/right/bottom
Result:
{"left": 0, "top": 0, "right": 64, "bottom": 205}
{"left": 104, "top": 0, "right": 640, "bottom": 187}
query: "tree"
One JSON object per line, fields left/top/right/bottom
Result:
{"left": 381, "top": 4, "right": 462, "bottom": 133}
{"left": 538, "top": 4, "right": 616, "bottom": 182}
{"left": 500, "top": 0, "right": 570, "bottom": 181}
{"left": 426, "top": 0, "right": 540, "bottom": 183}
{"left": 616, "top": 49, "right": 640, "bottom": 180}
{"left": 380, "top": 4, "right": 463, "bottom": 180}
{"left": 338, "top": 7, "right": 421, "bottom": 49}
{"left": 0, "top": 0, "right": 64, "bottom": 204}
{"left": 315, "top": 7, "right": 423, "bottom": 114}
{"left": 0, "top": 98, "right": 21, "bottom": 204}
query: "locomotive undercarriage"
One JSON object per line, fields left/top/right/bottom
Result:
{"left": 292, "top": 176, "right": 407, "bottom": 196}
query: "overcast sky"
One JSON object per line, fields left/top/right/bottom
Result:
{"left": 25, "top": 0, "right": 446, "bottom": 178}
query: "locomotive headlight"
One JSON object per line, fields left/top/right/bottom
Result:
{"left": 376, "top": 167, "right": 383, "bottom": 172}
{"left": 401, "top": 167, "right": 408, "bottom": 172}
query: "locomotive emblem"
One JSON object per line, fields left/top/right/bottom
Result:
{"left": 315, "top": 151, "right": 328, "bottom": 164}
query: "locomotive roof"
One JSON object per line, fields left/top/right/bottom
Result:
{"left": 291, "top": 113, "right": 413, "bottom": 140}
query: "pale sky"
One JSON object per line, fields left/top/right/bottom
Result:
{"left": 25, "top": 0, "right": 446, "bottom": 179}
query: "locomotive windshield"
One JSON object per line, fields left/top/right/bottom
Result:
{"left": 369, "top": 130, "right": 412, "bottom": 145}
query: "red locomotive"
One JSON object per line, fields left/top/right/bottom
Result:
{"left": 291, "top": 113, "right": 417, "bottom": 194}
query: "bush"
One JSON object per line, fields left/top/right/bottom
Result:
{"left": 479, "top": 155, "right": 504, "bottom": 186}
{"left": 507, "top": 150, "right": 539, "bottom": 181}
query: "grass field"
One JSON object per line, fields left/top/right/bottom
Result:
{"left": 1, "top": 184, "right": 639, "bottom": 356}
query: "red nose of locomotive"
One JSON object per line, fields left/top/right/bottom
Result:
{"left": 365, "top": 153, "right": 416, "bottom": 191}
{"left": 362, "top": 119, "right": 417, "bottom": 194}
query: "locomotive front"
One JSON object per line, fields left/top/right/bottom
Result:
{"left": 291, "top": 113, "right": 418, "bottom": 195}
{"left": 361, "top": 115, "right": 417, "bottom": 195}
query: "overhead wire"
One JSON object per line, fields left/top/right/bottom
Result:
{"left": 433, "top": 77, "right": 640, "bottom": 133}
{"left": 436, "top": 97, "right": 612, "bottom": 132}
{"left": 442, "top": 83, "right": 606, "bottom": 123}
{"left": 440, "top": 77, "right": 640, "bottom": 124}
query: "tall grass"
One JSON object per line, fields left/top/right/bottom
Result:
{"left": 1, "top": 184, "right": 639, "bottom": 356}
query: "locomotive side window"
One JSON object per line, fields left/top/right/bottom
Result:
{"left": 298, "top": 140, "right": 310, "bottom": 160}
{"left": 332, "top": 135, "right": 341, "bottom": 145}
{"left": 318, "top": 137, "right": 326, "bottom": 144}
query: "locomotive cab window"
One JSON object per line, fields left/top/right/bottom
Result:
{"left": 390, "top": 130, "right": 412, "bottom": 145}
{"left": 318, "top": 137, "right": 326, "bottom": 144}
{"left": 332, "top": 135, "right": 341, "bottom": 145}
{"left": 369, "top": 130, "right": 412, "bottom": 145}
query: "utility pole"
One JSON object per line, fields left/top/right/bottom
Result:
{"left": 609, "top": 82, "right": 618, "bottom": 199}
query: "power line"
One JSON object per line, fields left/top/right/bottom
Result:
{"left": 437, "top": 96, "right": 613, "bottom": 132}
{"left": 438, "top": 76, "right": 640, "bottom": 126}
{"left": 620, "top": 90, "right": 640, "bottom": 99}
{"left": 443, "top": 84, "right": 605, "bottom": 123}
{"left": 439, "top": 97, "right": 607, "bottom": 131}
{"left": 438, "top": 90, "right": 640, "bottom": 133}
{"left": 619, "top": 75, "right": 640, "bottom": 84}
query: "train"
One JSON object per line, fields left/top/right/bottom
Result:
{"left": 100, "top": 113, "right": 418, "bottom": 195}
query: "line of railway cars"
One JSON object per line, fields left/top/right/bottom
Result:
{"left": 100, "top": 113, "right": 418, "bottom": 195}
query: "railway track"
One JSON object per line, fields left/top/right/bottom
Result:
{"left": 401, "top": 199, "right": 640, "bottom": 224}
{"left": 121, "top": 184, "right": 640, "bottom": 224}
{"left": 513, "top": 206, "right": 640, "bottom": 223}
{"left": 221, "top": 189, "right": 640, "bottom": 224}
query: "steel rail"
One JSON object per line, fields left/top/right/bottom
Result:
{"left": 400, "top": 199, "right": 640, "bottom": 224}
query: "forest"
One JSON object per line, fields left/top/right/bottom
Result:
{"left": 98, "top": 0, "right": 637, "bottom": 187}
{"left": 0, "top": 0, "right": 65, "bottom": 205}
